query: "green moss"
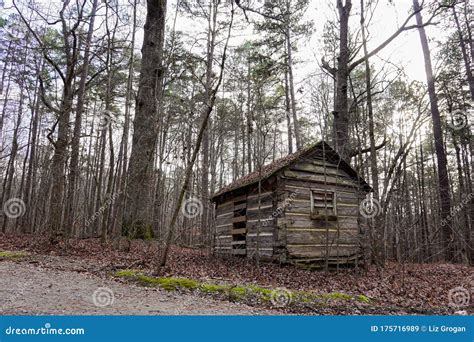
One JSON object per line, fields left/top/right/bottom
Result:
{"left": 114, "top": 271, "right": 199, "bottom": 291}
{"left": 136, "top": 274, "right": 162, "bottom": 286}
{"left": 155, "top": 277, "right": 200, "bottom": 291}
{"left": 315, "top": 292, "right": 370, "bottom": 302}
{"left": 113, "top": 269, "right": 371, "bottom": 309}
{"left": 332, "top": 292, "right": 353, "bottom": 300}
{"left": 246, "top": 285, "right": 273, "bottom": 301}
{"left": 201, "top": 283, "right": 229, "bottom": 293}
{"left": 356, "top": 294, "right": 371, "bottom": 303}
{"left": 141, "top": 225, "right": 154, "bottom": 241}
{"left": 114, "top": 269, "right": 138, "bottom": 277}
{"left": 229, "top": 286, "right": 248, "bottom": 300}
{"left": 0, "top": 250, "right": 28, "bottom": 259}
{"left": 321, "top": 292, "right": 353, "bottom": 301}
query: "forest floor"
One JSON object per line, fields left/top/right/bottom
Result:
{"left": 0, "top": 234, "right": 472, "bottom": 315}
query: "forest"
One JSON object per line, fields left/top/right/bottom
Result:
{"left": 0, "top": 0, "right": 472, "bottom": 315}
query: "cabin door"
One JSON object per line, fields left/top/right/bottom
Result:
{"left": 231, "top": 195, "right": 247, "bottom": 255}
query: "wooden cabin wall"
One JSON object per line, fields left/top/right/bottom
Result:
{"left": 245, "top": 180, "right": 276, "bottom": 260}
{"left": 213, "top": 179, "right": 278, "bottom": 260}
{"left": 214, "top": 195, "right": 233, "bottom": 255}
{"left": 276, "top": 157, "right": 367, "bottom": 266}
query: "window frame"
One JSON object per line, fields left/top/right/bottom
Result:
{"left": 310, "top": 188, "right": 337, "bottom": 219}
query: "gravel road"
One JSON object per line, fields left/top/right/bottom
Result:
{"left": 0, "top": 260, "right": 273, "bottom": 315}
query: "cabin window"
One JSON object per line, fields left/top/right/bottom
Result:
{"left": 310, "top": 189, "right": 336, "bottom": 220}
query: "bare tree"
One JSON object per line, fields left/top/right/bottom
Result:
{"left": 124, "top": 0, "right": 167, "bottom": 237}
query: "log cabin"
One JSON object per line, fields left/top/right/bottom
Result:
{"left": 211, "top": 141, "right": 373, "bottom": 268}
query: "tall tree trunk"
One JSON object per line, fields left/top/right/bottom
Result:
{"left": 49, "top": 88, "right": 73, "bottom": 243}
{"left": 124, "top": 0, "right": 167, "bottom": 235}
{"left": 246, "top": 58, "right": 253, "bottom": 173}
{"left": 452, "top": 4, "right": 474, "bottom": 100}
{"left": 114, "top": 0, "right": 138, "bottom": 243}
{"left": 285, "top": 1, "right": 301, "bottom": 150}
{"left": 22, "top": 62, "right": 42, "bottom": 233}
{"left": 360, "top": 0, "right": 384, "bottom": 264}
{"left": 1, "top": 82, "right": 23, "bottom": 233}
{"left": 333, "top": 0, "right": 352, "bottom": 160}
{"left": 284, "top": 67, "right": 293, "bottom": 154}
{"left": 201, "top": 0, "right": 218, "bottom": 242}
{"left": 413, "top": 0, "right": 453, "bottom": 261}
{"left": 48, "top": 2, "right": 82, "bottom": 243}
{"left": 66, "top": 0, "right": 99, "bottom": 240}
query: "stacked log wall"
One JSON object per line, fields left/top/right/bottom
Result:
{"left": 244, "top": 182, "right": 276, "bottom": 260}
{"left": 214, "top": 198, "right": 233, "bottom": 255}
{"left": 277, "top": 158, "right": 366, "bottom": 265}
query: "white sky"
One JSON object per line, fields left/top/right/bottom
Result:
{"left": 167, "top": 0, "right": 448, "bottom": 85}
{"left": 5, "top": 0, "right": 446, "bottom": 85}
{"left": 306, "top": 0, "right": 436, "bottom": 82}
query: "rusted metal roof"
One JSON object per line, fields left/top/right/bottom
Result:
{"left": 211, "top": 141, "right": 372, "bottom": 200}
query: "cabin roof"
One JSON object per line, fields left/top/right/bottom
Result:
{"left": 211, "top": 141, "right": 372, "bottom": 200}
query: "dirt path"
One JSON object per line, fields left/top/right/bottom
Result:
{"left": 0, "top": 260, "right": 274, "bottom": 315}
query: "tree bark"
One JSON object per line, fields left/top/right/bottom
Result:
{"left": 452, "top": 4, "right": 474, "bottom": 100}
{"left": 284, "top": 67, "right": 293, "bottom": 154}
{"left": 333, "top": 0, "right": 352, "bottom": 160}
{"left": 360, "top": 0, "right": 384, "bottom": 264}
{"left": 113, "top": 0, "right": 138, "bottom": 244}
{"left": 124, "top": 0, "right": 167, "bottom": 235}
{"left": 66, "top": 0, "right": 99, "bottom": 239}
{"left": 413, "top": 0, "right": 453, "bottom": 261}
{"left": 285, "top": 0, "right": 301, "bottom": 150}
{"left": 201, "top": 0, "right": 218, "bottom": 243}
